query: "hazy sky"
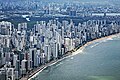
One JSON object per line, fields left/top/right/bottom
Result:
{"left": 1, "top": 0, "right": 107, "bottom": 1}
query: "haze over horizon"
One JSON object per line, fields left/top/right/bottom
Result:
{"left": 1, "top": 0, "right": 120, "bottom": 6}
{"left": 0, "top": 0, "right": 117, "bottom": 3}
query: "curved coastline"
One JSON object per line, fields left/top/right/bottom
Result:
{"left": 26, "top": 33, "right": 120, "bottom": 80}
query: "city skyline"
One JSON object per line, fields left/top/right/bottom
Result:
{"left": 0, "top": 0, "right": 120, "bottom": 80}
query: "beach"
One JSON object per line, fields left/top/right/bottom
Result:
{"left": 21, "top": 33, "right": 120, "bottom": 80}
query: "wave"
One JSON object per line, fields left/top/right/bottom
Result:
{"left": 55, "top": 62, "right": 63, "bottom": 67}
{"left": 70, "top": 57, "right": 74, "bottom": 60}
{"left": 28, "top": 66, "right": 47, "bottom": 80}
{"left": 90, "top": 37, "right": 114, "bottom": 48}
{"left": 90, "top": 42, "right": 102, "bottom": 48}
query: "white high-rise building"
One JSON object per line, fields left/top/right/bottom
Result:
{"left": 7, "top": 68, "right": 15, "bottom": 80}
{"left": 13, "top": 55, "right": 18, "bottom": 68}
{"left": 21, "top": 59, "right": 27, "bottom": 75}
{"left": 45, "top": 45, "right": 51, "bottom": 62}
{"left": 54, "top": 42, "right": 58, "bottom": 59}
{"left": 36, "top": 49, "right": 41, "bottom": 66}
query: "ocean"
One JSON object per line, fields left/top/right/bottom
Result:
{"left": 32, "top": 36, "right": 120, "bottom": 80}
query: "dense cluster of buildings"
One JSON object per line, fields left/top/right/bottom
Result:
{"left": 0, "top": 1, "right": 120, "bottom": 80}
{"left": 1, "top": 0, "right": 120, "bottom": 19}
{"left": 0, "top": 19, "right": 120, "bottom": 80}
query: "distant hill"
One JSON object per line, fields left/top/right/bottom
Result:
{"left": 0, "top": 0, "right": 119, "bottom": 4}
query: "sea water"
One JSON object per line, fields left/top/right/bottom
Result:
{"left": 32, "top": 37, "right": 120, "bottom": 80}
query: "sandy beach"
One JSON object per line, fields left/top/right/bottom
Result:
{"left": 21, "top": 33, "right": 120, "bottom": 80}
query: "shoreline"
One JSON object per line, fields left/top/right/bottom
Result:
{"left": 21, "top": 33, "right": 120, "bottom": 80}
